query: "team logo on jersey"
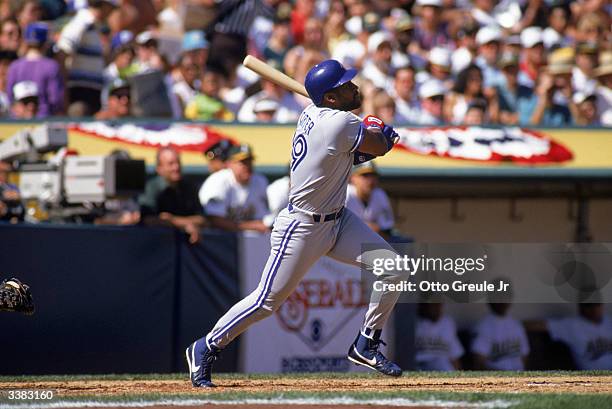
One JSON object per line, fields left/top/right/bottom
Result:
{"left": 394, "top": 127, "right": 573, "bottom": 163}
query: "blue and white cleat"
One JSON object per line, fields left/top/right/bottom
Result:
{"left": 185, "top": 338, "right": 220, "bottom": 387}
{"left": 347, "top": 329, "right": 402, "bottom": 377}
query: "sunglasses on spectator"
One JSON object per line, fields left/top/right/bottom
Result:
{"left": 429, "top": 95, "right": 444, "bottom": 102}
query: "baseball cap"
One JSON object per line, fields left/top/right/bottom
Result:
{"left": 353, "top": 161, "right": 378, "bottom": 176}
{"left": 429, "top": 47, "right": 451, "bottom": 69}
{"left": 111, "top": 30, "right": 134, "bottom": 53}
{"left": 135, "top": 30, "right": 157, "bottom": 46}
{"left": 13, "top": 81, "right": 38, "bottom": 101}
{"left": 253, "top": 98, "right": 279, "bottom": 113}
{"left": 476, "top": 26, "right": 502, "bottom": 46}
{"left": 228, "top": 144, "right": 255, "bottom": 162}
{"left": 416, "top": 0, "right": 442, "bottom": 7}
{"left": 419, "top": 79, "right": 446, "bottom": 99}
{"left": 204, "top": 140, "right": 234, "bottom": 162}
{"left": 520, "top": 26, "right": 543, "bottom": 48}
{"left": 368, "top": 31, "right": 393, "bottom": 54}
{"left": 594, "top": 51, "right": 612, "bottom": 77}
{"left": 24, "top": 22, "right": 48, "bottom": 45}
{"left": 395, "top": 15, "right": 413, "bottom": 32}
{"left": 182, "top": 30, "right": 209, "bottom": 52}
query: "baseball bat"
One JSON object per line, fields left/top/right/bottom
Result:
{"left": 242, "top": 55, "right": 310, "bottom": 99}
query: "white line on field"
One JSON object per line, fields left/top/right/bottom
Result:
{"left": 0, "top": 397, "right": 515, "bottom": 409}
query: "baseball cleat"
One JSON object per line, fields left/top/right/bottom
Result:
{"left": 185, "top": 338, "right": 220, "bottom": 387}
{"left": 347, "top": 329, "right": 402, "bottom": 377}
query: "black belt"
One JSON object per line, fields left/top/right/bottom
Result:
{"left": 288, "top": 204, "right": 344, "bottom": 223}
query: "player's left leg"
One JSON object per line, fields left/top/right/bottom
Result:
{"left": 327, "top": 209, "right": 406, "bottom": 376}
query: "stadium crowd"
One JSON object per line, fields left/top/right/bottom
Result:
{"left": 0, "top": 0, "right": 608, "bottom": 125}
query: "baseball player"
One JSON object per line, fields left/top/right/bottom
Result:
{"left": 0, "top": 278, "right": 34, "bottom": 315}
{"left": 186, "top": 59, "right": 404, "bottom": 387}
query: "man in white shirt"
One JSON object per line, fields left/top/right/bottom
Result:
{"left": 199, "top": 144, "right": 270, "bottom": 232}
{"left": 472, "top": 302, "right": 530, "bottom": 370}
{"left": 415, "top": 302, "right": 464, "bottom": 371}
{"left": 346, "top": 161, "right": 394, "bottom": 240}
{"left": 547, "top": 303, "right": 612, "bottom": 370}
{"left": 390, "top": 65, "right": 420, "bottom": 124}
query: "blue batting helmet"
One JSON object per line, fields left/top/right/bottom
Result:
{"left": 304, "top": 60, "right": 358, "bottom": 106}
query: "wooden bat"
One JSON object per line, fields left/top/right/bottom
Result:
{"left": 243, "top": 55, "right": 310, "bottom": 99}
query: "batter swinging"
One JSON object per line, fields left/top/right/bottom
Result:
{"left": 186, "top": 60, "right": 405, "bottom": 387}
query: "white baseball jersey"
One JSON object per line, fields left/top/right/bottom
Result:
{"left": 547, "top": 316, "right": 612, "bottom": 370}
{"left": 199, "top": 168, "right": 270, "bottom": 222}
{"left": 345, "top": 185, "right": 394, "bottom": 231}
{"left": 415, "top": 315, "right": 464, "bottom": 371}
{"left": 265, "top": 175, "right": 290, "bottom": 226}
{"left": 472, "top": 313, "right": 530, "bottom": 370}
{"left": 289, "top": 104, "right": 363, "bottom": 213}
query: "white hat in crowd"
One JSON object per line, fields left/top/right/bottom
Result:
{"left": 253, "top": 98, "right": 279, "bottom": 113}
{"left": 13, "top": 81, "right": 38, "bottom": 101}
{"left": 573, "top": 91, "right": 596, "bottom": 105}
{"left": 368, "top": 31, "right": 393, "bottom": 54}
{"left": 429, "top": 46, "right": 451, "bottom": 69}
{"left": 476, "top": 26, "right": 502, "bottom": 46}
{"left": 419, "top": 79, "right": 446, "bottom": 99}
{"left": 521, "top": 26, "right": 544, "bottom": 48}
{"left": 416, "top": 0, "right": 442, "bottom": 7}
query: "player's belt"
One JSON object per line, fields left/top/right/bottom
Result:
{"left": 287, "top": 203, "right": 344, "bottom": 223}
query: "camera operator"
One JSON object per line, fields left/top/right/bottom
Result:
{"left": 0, "top": 161, "right": 24, "bottom": 223}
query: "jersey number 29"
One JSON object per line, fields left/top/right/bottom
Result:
{"left": 291, "top": 133, "right": 307, "bottom": 171}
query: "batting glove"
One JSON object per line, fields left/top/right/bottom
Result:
{"left": 382, "top": 125, "right": 399, "bottom": 150}
{"left": 362, "top": 115, "right": 385, "bottom": 130}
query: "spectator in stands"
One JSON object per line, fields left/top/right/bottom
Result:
{"left": 528, "top": 48, "right": 576, "bottom": 125}
{"left": 518, "top": 27, "right": 546, "bottom": 89}
{"left": 0, "top": 160, "right": 24, "bottom": 223}
{"left": 333, "top": 11, "right": 379, "bottom": 70}
{"left": 95, "top": 79, "right": 131, "bottom": 120}
{"left": 0, "top": 18, "right": 21, "bottom": 52}
{"left": 324, "top": 0, "right": 349, "bottom": 56}
{"left": 444, "top": 64, "right": 496, "bottom": 124}
{"left": 182, "top": 30, "right": 208, "bottom": 71}
{"left": 362, "top": 31, "right": 395, "bottom": 90}
{"left": 574, "top": 12, "right": 606, "bottom": 45}
{"left": 184, "top": 68, "right": 234, "bottom": 121}
{"left": 394, "top": 15, "right": 425, "bottom": 70}
{"left": 139, "top": 147, "right": 206, "bottom": 244}
{"left": 134, "top": 31, "right": 160, "bottom": 73}
{"left": 290, "top": 0, "right": 316, "bottom": 45}
{"left": 464, "top": 99, "right": 488, "bottom": 125}
{"left": 573, "top": 91, "right": 600, "bottom": 125}
{"left": 199, "top": 144, "right": 270, "bottom": 232}
{"left": 412, "top": 0, "right": 449, "bottom": 57}
{"left": 263, "top": 7, "right": 293, "bottom": 70}
{"left": 57, "top": 0, "right": 118, "bottom": 116}
{"left": 594, "top": 52, "right": 612, "bottom": 126}
{"left": 371, "top": 90, "right": 396, "bottom": 125}
{"left": 252, "top": 99, "right": 280, "bottom": 123}
{"left": 204, "top": 140, "right": 234, "bottom": 174}
{"left": 206, "top": 0, "right": 274, "bottom": 79}
{"left": 414, "top": 79, "right": 445, "bottom": 125}
{"left": 573, "top": 41, "right": 599, "bottom": 94}
{"left": 7, "top": 22, "right": 64, "bottom": 117}
{"left": 237, "top": 73, "right": 302, "bottom": 123}
{"left": 284, "top": 18, "right": 328, "bottom": 86}
{"left": 451, "top": 20, "right": 479, "bottom": 75}
{"left": 16, "top": 0, "right": 42, "bottom": 33}
{"left": 105, "top": 31, "right": 137, "bottom": 83}
{"left": 543, "top": 2, "right": 571, "bottom": 49}
{"left": 472, "top": 301, "right": 529, "bottom": 370}
{"left": 11, "top": 81, "right": 39, "bottom": 119}
{"left": 475, "top": 26, "right": 503, "bottom": 90}
{"left": 172, "top": 53, "right": 201, "bottom": 112}
{"left": 346, "top": 162, "right": 394, "bottom": 240}
{"left": 390, "top": 65, "right": 419, "bottom": 124}
{"left": 0, "top": 50, "right": 17, "bottom": 116}
{"left": 415, "top": 302, "right": 463, "bottom": 371}
{"left": 418, "top": 46, "right": 452, "bottom": 90}
{"left": 496, "top": 52, "right": 533, "bottom": 125}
